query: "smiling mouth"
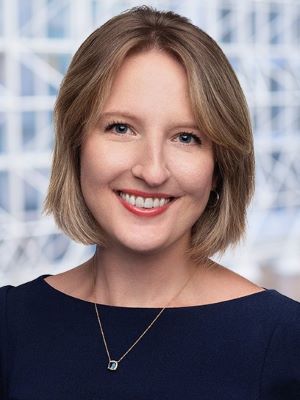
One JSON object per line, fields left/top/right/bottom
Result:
{"left": 115, "top": 190, "right": 176, "bottom": 209}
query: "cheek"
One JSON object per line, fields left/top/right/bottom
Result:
{"left": 172, "top": 155, "right": 215, "bottom": 197}
{"left": 80, "top": 138, "right": 127, "bottom": 188}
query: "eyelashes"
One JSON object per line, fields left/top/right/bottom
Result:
{"left": 103, "top": 120, "right": 202, "bottom": 146}
{"left": 178, "top": 132, "right": 202, "bottom": 145}
{"left": 104, "top": 121, "right": 131, "bottom": 135}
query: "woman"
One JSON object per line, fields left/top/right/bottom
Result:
{"left": 0, "top": 6, "right": 299, "bottom": 399}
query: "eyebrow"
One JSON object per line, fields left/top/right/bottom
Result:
{"left": 99, "top": 111, "right": 200, "bottom": 131}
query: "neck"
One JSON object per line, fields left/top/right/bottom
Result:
{"left": 90, "top": 244, "right": 209, "bottom": 308}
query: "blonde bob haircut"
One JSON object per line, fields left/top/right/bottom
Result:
{"left": 44, "top": 5, "right": 255, "bottom": 265}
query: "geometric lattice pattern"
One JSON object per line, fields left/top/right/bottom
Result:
{"left": 0, "top": 0, "right": 299, "bottom": 287}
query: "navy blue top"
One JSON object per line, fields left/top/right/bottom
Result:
{"left": 0, "top": 274, "right": 300, "bottom": 400}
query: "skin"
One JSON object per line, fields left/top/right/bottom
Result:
{"left": 45, "top": 49, "right": 264, "bottom": 307}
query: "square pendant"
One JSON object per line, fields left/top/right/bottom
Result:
{"left": 108, "top": 360, "right": 118, "bottom": 371}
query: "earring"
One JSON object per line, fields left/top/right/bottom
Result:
{"left": 208, "top": 189, "right": 220, "bottom": 208}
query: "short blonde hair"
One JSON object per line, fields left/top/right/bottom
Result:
{"left": 44, "top": 6, "right": 255, "bottom": 265}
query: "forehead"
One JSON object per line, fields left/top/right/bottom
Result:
{"left": 101, "top": 49, "right": 195, "bottom": 124}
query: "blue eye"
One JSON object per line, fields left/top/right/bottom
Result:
{"left": 104, "top": 122, "right": 130, "bottom": 134}
{"left": 177, "top": 133, "right": 202, "bottom": 145}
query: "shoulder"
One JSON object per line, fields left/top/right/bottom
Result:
{"left": 0, "top": 275, "right": 42, "bottom": 302}
{"left": 259, "top": 293, "right": 300, "bottom": 399}
{"left": 205, "top": 263, "right": 300, "bottom": 323}
{"left": 253, "top": 284, "right": 300, "bottom": 325}
{"left": 0, "top": 275, "right": 50, "bottom": 326}
{"left": 0, "top": 277, "right": 49, "bottom": 397}
{"left": 0, "top": 275, "right": 54, "bottom": 366}
{"left": 220, "top": 269, "right": 300, "bottom": 399}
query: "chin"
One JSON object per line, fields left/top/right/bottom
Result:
{"left": 116, "top": 237, "right": 169, "bottom": 255}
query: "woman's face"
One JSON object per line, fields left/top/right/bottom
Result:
{"left": 80, "top": 49, "right": 215, "bottom": 255}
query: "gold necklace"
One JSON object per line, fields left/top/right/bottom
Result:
{"left": 92, "top": 249, "right": 198, "bottom": 371}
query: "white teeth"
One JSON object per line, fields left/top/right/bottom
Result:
{"left": 118, "top": 191, "right": 172, "bottom": 209}
{"left": 135, "top": 197, "right": 145, "bottom": 208}
{"left": 143, "top": 198, "right": 153, "bottom": 208}
{"left": 129, "top": 195, "right": 135, "bottom": 206}
{"left": 153, "top": 198, "right": 160, "bottom": 207}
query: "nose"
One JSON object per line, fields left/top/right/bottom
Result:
{"left": 131, "top": 138, "right": 171, "bottom": 187}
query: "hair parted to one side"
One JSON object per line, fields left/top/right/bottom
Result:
{"left": 44, "top": 5, "right": 255, "bottom": 265}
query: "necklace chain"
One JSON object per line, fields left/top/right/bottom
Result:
{"left": 92, "top": 248, "right": 198, "bottom": 371}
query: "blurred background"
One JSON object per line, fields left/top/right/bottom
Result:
{"left": 0, "top": 0, "right": 299, "bottom": 301}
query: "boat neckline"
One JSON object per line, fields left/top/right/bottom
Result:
{"left": 38, "top": 274, "right": 278, "bottom": 311}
